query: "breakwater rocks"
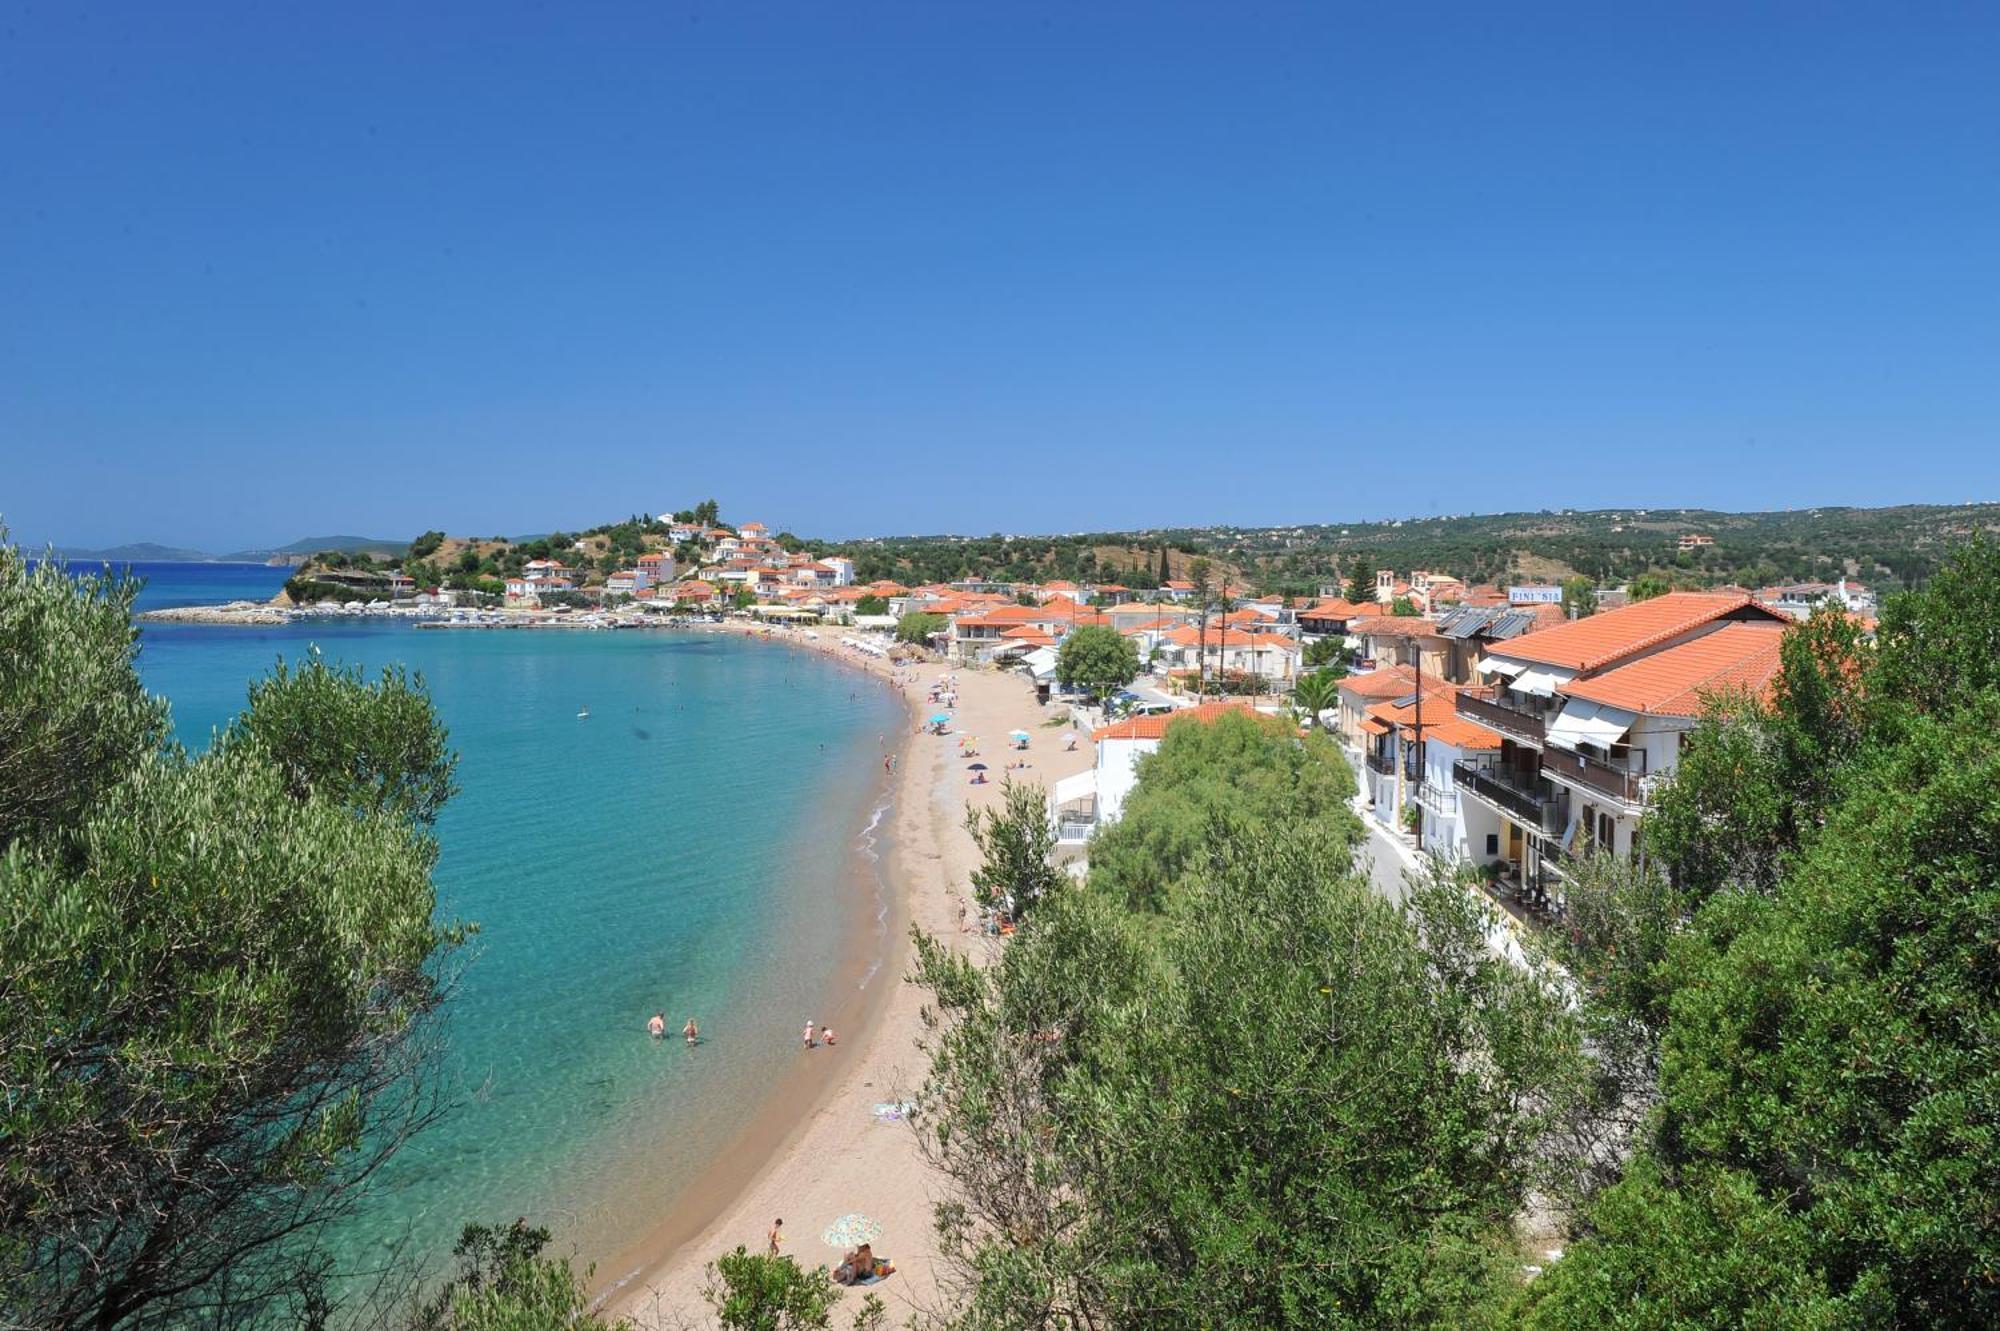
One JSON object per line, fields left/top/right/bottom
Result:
{"left": 138, "top": 601, "right": 288, "bottom": 625}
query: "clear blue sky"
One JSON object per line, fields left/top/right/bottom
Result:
{"left": 4, "top": 3, "right": 1996, "bottom": 550}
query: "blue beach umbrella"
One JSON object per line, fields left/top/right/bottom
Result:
{"left": 929, "top": 713, "right": 951, "bottom": 725}
{"left": 822, "top": 1213, "right": 884, "bottom": 1248}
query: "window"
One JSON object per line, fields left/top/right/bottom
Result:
{"left": 1485, "top": 833, "right": 1499, "bottom": 855}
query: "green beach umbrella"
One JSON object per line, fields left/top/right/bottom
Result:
{"left": 822, "top": 1213, "right": 883, "bottom": 1248}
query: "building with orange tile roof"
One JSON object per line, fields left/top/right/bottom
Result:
{"left": 1448, "top": 592, "right": 1794, "bottom": 894}
{"left": 1050, "top": 701, "right": 1274, "bottom": 854}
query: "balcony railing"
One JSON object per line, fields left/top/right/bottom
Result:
{"left": 1365, "top": 751, "right": 1397, "bottom": 777}
{"left": 1541, "top": 745, "right": 1646, "bottom": 805}
{"left": 1055, "top": 816, "right": 1096, "bottom": 843}
{"left": 1455, "top": 690, "right": 1547, "bottom": 745}
{"left": 1453, "top": 759, "right": 1562, "bottom": 833}
{"left": 1416, "top": 781, "right": 1458, "bottom": 817}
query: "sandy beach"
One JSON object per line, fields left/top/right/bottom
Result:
{"left": 602, "top": 626, "right": 1094, "bottom": 1325}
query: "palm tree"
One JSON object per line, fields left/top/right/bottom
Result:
{"left": 1292, "top": 669, "right": 1341, "bottom": 730}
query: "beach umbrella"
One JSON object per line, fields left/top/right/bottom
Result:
{"left": 967, "top": 761, "right": 988, "bottom": 770}
{"left": 1009, "top": 729, "right": 1031, "bottom": 741}
{"left": 929, "top": 713, "right": 951, "bottom": 725}
{"left": 822, "top": 1213, "right": 883, "bottom": 1249}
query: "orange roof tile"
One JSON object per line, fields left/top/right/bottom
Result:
{"left": 1559, "top": 621, "right": 1787, "bottom": 717}
{"left": 1299, "top": 598, "right": 1370, "bottom": 619}
{"left": 1428, "top": 716, "right": 1502, "bottom": 750}
{"left": 1350, "top": 616, "right": 1440, "bottom": 638}
{"left": 1090, "top": 699, "right": 1266, "bottom": 741}
{"left": 1491, "top": 592, "right": 1788, "bottom": 673}
{"left": 1337, "top": 664, "right": 1455, "bottom": 701}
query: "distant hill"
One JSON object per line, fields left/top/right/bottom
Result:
{"left": 46, "top": 535, "right": 410, "bottom": 565}
{"left": 219, "top": 535, "right": 408, "bottom": 561}
{"left": 49, "top": 541, "right": 217, "bottom": 563}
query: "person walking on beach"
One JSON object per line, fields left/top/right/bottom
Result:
{"left": 803, "top": 1020, "right": 816, "bottom": 1049}
{"left": 683, "top": 1016, "right": 699, "bottom": 1045}
{"left": 647, "top": 1012, "right": 665, "bottom": 1039}
{"left": 768, "top": 1218, "right": 785, "bottom": 1257}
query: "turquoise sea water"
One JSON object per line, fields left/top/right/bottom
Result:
{"left": 117, "top": 564, "right": 905, "bottom": 1278}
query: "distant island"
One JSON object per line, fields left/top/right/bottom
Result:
{"left": 52, "top": 535, "right": 416, "bottom": 566}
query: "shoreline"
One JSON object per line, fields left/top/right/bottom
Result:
{"left": 587, "top": 630, "right": 921, "bottom": 1308}
{"left": 602, "top": 624, "right": 1094, "bottom": 1326}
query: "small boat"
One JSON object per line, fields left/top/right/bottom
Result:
{"left": 577, "top": 706, "right": 590, "bottom": 719}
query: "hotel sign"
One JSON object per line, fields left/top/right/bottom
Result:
{"left": 1508, "top": 585, "right": 1564, "bottom": 605}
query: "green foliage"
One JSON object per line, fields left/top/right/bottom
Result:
{"left": 1087, "top": 712, "right": 1359, "bottom": 912}
{"left": 913, "top": 825, "right": 1588, "bottom": 1331}
{"left": 1302, "top": 635, "right": 1353, "bottom": 671}
{"left": 1560, "top": 576, "right": 1597, "bottom": 617}
{"left": 409, "top": 1220, "right": 627, "bottom": 1331}
{"left": 1642, "top": 688, "right": 1789, "bottom": 905}
{"left": 963, "top": 778, "right": 1060, "bottom": 918}
{"left": 1291, "top": 668, "right": 1342, "bottom": 724}
{"left": 895, "top": 611, "right": 945, "bottom": 645}
{"left": 0, "top": 537, "right": 463, "bottom": 1330}
{"left": 1344, "top": 552, "right": 1375, "bottom": 604}
{"left": 853, "top": 594, "right": 888, "bottom": 616}
{"left": 1870, "top": 531, "right": 2000, "bottom": 723}
{"left": 408, "top": 530, "right": 447, "bottom": 559}
{"left": 701, "top": 1249, "right": 839, "bottom": 1331}
{"left": 1528, "top": 701, "right": 2000, "bottom": 1326}
{"left": 1389, "top": 594, "right": 1419, "bottom": 616}
{"left": 221, "top": 649, "right": 459, "bottom": 829}
{"left": 1053, "top": 624, "right": 1138, "bottom": 701}
{"left": 0, "top": 546, "right": 169, "bottom": 851}
{"left": 1625, "top": 572, "right": 1672, "bottom": 601}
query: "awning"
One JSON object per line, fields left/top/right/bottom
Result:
{"left": 1545, "top": 699, "right": 1635, "bottom": 752}
{"left": 1509, "top": 665, "right": 1573, "bottom": 698}
{"left": 1475, "top": 656, "right": 1526, "bottom": 677}
{"left": 1361, "top": 718, "right": 1391, "bottom": 736}
{"left": 1050, "top": 770, "right": 1097, "bottom": 806}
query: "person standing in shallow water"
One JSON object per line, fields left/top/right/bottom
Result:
{"left": 683, "top": 1016, "right": 699, "bottom": 1045}
{"left": 647, "top": 1012, "right": 665, "bottom": 1039}
{"left": 802, "top": 1020, "right": 816, "bottom": 1049}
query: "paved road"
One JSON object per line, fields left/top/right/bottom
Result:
{"left": 1355, "top": 809, "right": 1416, "bottom": 908}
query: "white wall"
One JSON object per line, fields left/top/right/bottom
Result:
{"left": 1095, "top": 735, "right": 1157, "bottom": 825}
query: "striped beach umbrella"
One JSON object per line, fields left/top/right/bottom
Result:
{"left": 821, "top": 1213, "right": 883, "bottom": 1248}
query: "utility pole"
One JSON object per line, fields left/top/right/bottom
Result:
{"left": 1412, "top": 647, "right": 1425, "bottom": 852}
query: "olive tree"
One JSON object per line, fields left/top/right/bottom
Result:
{"left": 0, "top": 544, "right": 464, "bottom": 1330}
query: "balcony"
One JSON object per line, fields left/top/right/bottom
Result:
{"left": 1455, "top": 690, "right": 1547, "bottom": 746}
{"left": 1541, "top": 745, "right": 1646, "bottom": 807}
{"left": 1365, "top": 750, "right": 1397, "bottom": 777}
{"left": 1416, "top": 781, "right": 1458, "bottom": 817}
{"left": 1453, "top": 759, "right": 1562, "bottom": 833}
